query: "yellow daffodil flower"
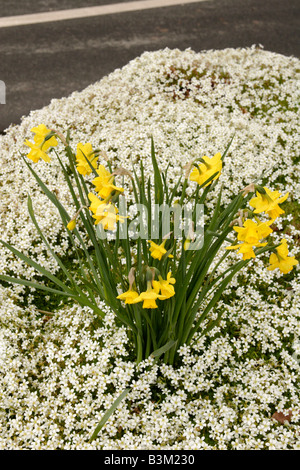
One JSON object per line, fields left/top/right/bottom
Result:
{"left": 132, "top": 281, "right": 166, "bottom": 309}
{"left": 249, "top": 187, "right": 289, "bottom": 220}
{"left": 189, "top": 152, "right": 222, "bottom": 187}
{"left": 88, "top": 192, "right": 124, "bottom": 230}
{"left": 76, "top": 142, "right": 97, "bottom": 175}
{"left": 31, "top": 124, "right": 58, "bottom": 148}
{"left": 267, "top": 239, "right": 298, "bottom": 274}
{"left": 117, "top": 289, "right": 139, "bottom": 304}
{"left": 24, "top": 140, "right": 52, "bottom": 163}
{"left": 24, "top": 124, "right": 58, "bottom": 162}
{"left": 148, "top": 240, "right": 173, "bottom": 260}
{"left": 226, "top": 241, "right": 267, "bottom": 260}
{"left": 92, "top": 164, "right": 124, "bottom": 199}
{"left": 233, "top": 218, "right": 274, "bottom": 244}
{"left": 152, "top": 272, "right": 176, "bottom": 299}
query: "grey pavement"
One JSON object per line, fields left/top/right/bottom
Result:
{"left": 0, "top": 0, "right": 142, "bottom": 17}
{"left": 0, "top": 0, "right": 299, "bottom": 133}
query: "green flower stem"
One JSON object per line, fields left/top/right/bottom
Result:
{"left": 65, "top": 145, "right": 117, "bottom": 305}
{"left": 53, "top": 150, "right": 108, "bottom": 300}
{"left": 132, "top": 305, "right": 144, "bottom": 364}
{"left": 143, "top": 308, "right": 158, "bottom": 354}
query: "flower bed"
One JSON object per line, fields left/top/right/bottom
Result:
{"left": 0, "top": 46, "right": 299, "bottom": 450}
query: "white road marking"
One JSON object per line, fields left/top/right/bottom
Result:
{"left": 0, "top": 0, "right": 211, "bottom": 28}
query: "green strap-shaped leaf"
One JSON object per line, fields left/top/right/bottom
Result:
{"left": 0, "top": 274, "right": 75, "bottom": 297}
{"left": 22, "top": 155, "right": 69, "bottom": 220}
{"left": 151, "top": 339, "right": 177, "bottom": 358}
{"left": 0, "top": 239, "right": 74, "bottom": 295}
{"left": 89, "top": 388, "right": 131, "bottom": 442}
{"left": 221, "top": 134, "right": 235, "bottom": 161}
{"left": 187, "top": 243, "right": 274, "bottom": 344}
{"left": 27, "top": 195, "right": 79, "bottom": 291}
{"left": 151, "top": 137, "right": 164, "bottom": 206}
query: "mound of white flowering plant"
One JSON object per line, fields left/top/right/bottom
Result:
{"left": 0, "top": 47, "right": 299, "bottom": 450}
{"left": 2, "top": 121, "right": 298, "bottom": 440}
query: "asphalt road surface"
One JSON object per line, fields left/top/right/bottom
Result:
{"left": 0, "top": 0, "right": 299, "bottom": 132}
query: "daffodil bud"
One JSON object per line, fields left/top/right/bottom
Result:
{"left": 183, "top": 239, "right": 191, "bottom": 251}
{"left": 67, "top": 219, "right": 76, "bottom": 231}
{"left": 66, "top": 205, "right": 88, "bottom": 231}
